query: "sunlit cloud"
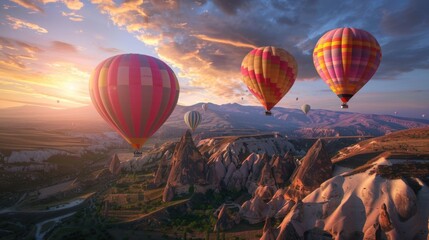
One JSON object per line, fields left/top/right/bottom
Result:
{"left": 0, "top": 36, "right": 41, "bottom": 70}
{"left": 40, "top": 0, "right": 84, "bottom": 10}
{"left": 61, "top": 11, "right": 84, "bottom": 22}
{"left": 136, "top": 33, "right": 163, "bottom": 46}
{"left": 6, "top": 15, "right": 48, "bottom": 33}
{"left": 62, "top": 0, "right": 84, "bottom": 10}
{"left": 10, "top": 0, "right": 43, "bottom": 12}
{"left": 193, "top": 34, "right": 257, "bottom": 49}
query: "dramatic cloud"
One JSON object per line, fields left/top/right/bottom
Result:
{"left": 6, "top": 15, "right": 48, "bottom": 33}
{"left": 3, "top": 0, "right": 428, "bottom": 113}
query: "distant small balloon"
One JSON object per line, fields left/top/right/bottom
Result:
{"left": 301, "top": 104, "right": 311, "bottom": 115}
{"left": 296, "top": 97, "right": 298, "bottom": 101}
{"left": 57, "top": 100, "right": 60, "bottom": 103}
{"left": 394, "top": 111, "right": 398, "bottom": 115}
{"left": 184, "top": 111, "right": 202, "bottom": 131}
{"left": 423, "top": 114, "right": 426, "bottom": 118}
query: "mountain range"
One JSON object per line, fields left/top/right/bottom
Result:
{"left": 1, "top": 103, "right": 428, "bottom": 140}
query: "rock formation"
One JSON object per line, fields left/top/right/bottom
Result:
{"left": 153, "top": 155, "right": 169, "bottom": 187}
{"left": 162, "top": 130, "right": 207, "bottom": 201}
{"left": 260, "top": 217, "right": 278, "bottom": 240}
{"left": 213, "top": 204, "right": 240, "bottom": 232}
{"left": 285, "top": 139, "right": 332, "bottom": 200}
{"left": 239, "top": 195, "right": 270, "bottom": 224}
{"left": 271, "top": 153, "right": 297, "bottom": 188}
{"left": 109, "top": 153, "right": 121, "bottom": 175}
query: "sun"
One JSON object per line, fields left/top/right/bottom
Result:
{"left": 66, "top": 83, "right": 77, "bottom": 92}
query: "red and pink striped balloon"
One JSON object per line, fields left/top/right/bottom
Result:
{"left": 89, "top": 54, "right": 180, "bottom": 150}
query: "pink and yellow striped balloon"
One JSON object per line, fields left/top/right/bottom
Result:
{"left": 313, "top": 28, "right": 382, "bottom": 108}
{"left": 241, "top": 46, "right": 297, "bottom": 115}
{"left": 89, "top": 54, "right": 180, "bottom": 149}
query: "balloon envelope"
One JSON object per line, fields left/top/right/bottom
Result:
{"left": 313, "top": 28, "right": 382, "bottom": 108}
{"left": 241, "top": 46, "right": 298, "bottom": 115}
{"left": 89, "top": 54, "right": 180, "bottom": 150}
{"left": 301, "top": 104, "right": 311, "bottom": 115}
{"left": 184, "top": 111, "right": 201, "bottom": 131}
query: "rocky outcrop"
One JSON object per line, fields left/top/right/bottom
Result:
{"left": 153, "top": 155, "right": 169, "bottom": 187}
{"left": 271, "top": 155, "right": 429, "bottom": 240}
{"left": 379, "top": 203, "right": 393, "bottom": 232}
{"left": 275, "top": 200, "right": 304, "bottom": 239}
{"left": 162, "top": 184, "right": 174, "bottom": 202}
{"left": 162, "top": 130, "right": 207, "bottom": 201}
{"left": 258, "top": 156, "right": 276, "bottom": 187}
{"left": 271, "top": 153, "right": 297, "bottom": 188}
{"left": 213, "top": 204, "right": 240, "bottom": 232}
{"left": 276, "top": 222, "right": 300, "bottom": 240}
{"left": 240, "top": 195, "right": 270, "bottom": 224}
{"left": 377, "top": 163, "right": 429, "bottom": 179}
{"left": 239, "top": 153, "right": 299, "bottom": 223}
{"left": 260, "top": 217, "right": 278, "bottom": 240}
{"left": 109, "top": 154, "right": 121, "bottom": 175}
{"left": 286, "top": 139, "right": 332, "bottom": 200}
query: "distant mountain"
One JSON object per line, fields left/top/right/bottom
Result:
{"left": 1, "top": 103, "right": 428, "bottom": 138}
{"left": 155, "top": 103, "right": 429, "bottom": 139}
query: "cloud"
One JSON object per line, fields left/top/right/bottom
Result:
{"left": 62, "top": 0, "right": 84, "bottom": 10}
{"left": 61, "top": 11, "right": 84, "bottom": 21}
{"left": 50, "top": 41, "right": 78, "bottom": 53}
{"left": 212, "top": 0, "right": 251, "bottom": 15}
{"left": 12, "top": 0, "right": 84, "bottom": 13}
{"left": 0, "top": 36, "right": 42, "bottom": 69}
{"left": 6, "top": 15, "right": 48, "bottom": 33}
{"left": 98, "top": 46, "right": 121, "bottom": 54}
{"left": 91, "top": 0, "right": 429, "bottom": 103}
{"left": 381, "top": 0, "right": 429, "bottom": 36}
{"left": 0, "top": 35, "right": 93, "bottom": 109}
{"left": 40, "top": 0, "right": 84, "bottom": 10}
{"left": 193, "top": 34, "right": 256, "bottom": 49}
{"left": 10, "top": 0, "right": 43, "bottom": 12}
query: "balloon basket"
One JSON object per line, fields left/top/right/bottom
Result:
{"left": 133, "top": 151, "right": 142, "bottom": 157}
{"left": 341, "top": 103, "right": 349, "bottom": 109}
{"left": 265, "top": 111, "right": 272, "bottom": 116}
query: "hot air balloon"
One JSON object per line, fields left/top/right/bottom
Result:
{"left": 296, "top": 97, "right": 298, "bottom": 101}
{"left": 313, "top": 28, "right": 382, "bottom": 109}
{"left": 423, "top": 114, "right": 426, "bottom": 118}
{"left": 241, "top": 46, "right": 298, "bottom": 115}
{"left": 301, "top": 104, "right": 311, "bottom": 115}
{"left": 89, "top": 54, "right": 180, "bottom": 156}
{"left": 57, "top": 100, "right": 60, "bottom": 103}
{"left": 202, "top": 103, "right": 208, "bottom": 112}
{"left": 184, "top": 110, "right": 201, "bottom": 131}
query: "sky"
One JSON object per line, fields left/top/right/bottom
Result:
{"left": 0, "top": 0, "right": 428, "bottom": 118}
